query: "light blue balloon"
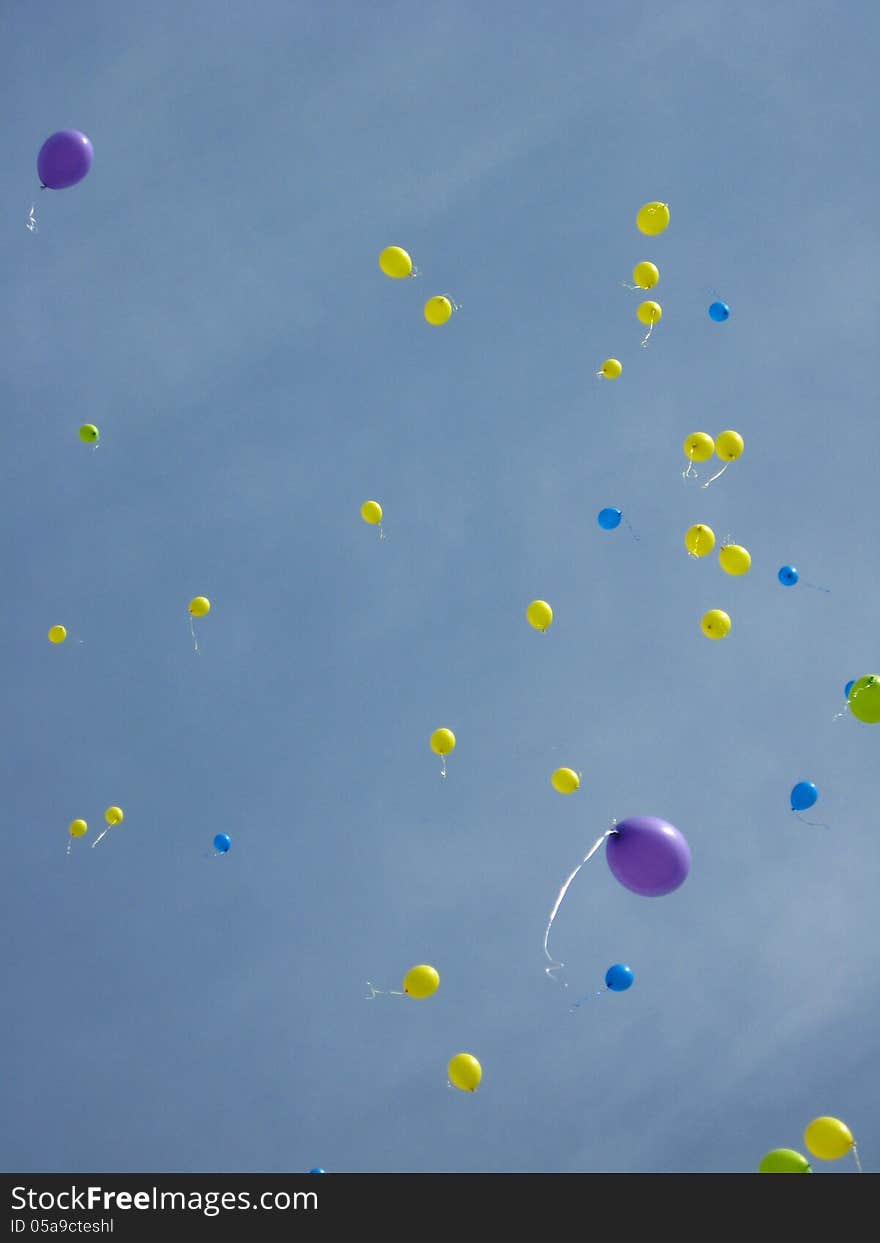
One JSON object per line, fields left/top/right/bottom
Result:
{"left": 605, "top": 963, "right": 634, "bottom": 992}
{"left": 213, "top": 833, "right": 232, "bottom": 853}
{"left": 309, "top": 1168, "right": 325, "bottom": 1174}
{"left": 844, "top": 680, "right": 855, "bottom": 699}
{"left": 598, "top": 507, "right": 622, "bottom": 530}
{"left": 709, "top": 301, "right": 730, "bottom": 322}
{"left": 778, "top": 565, "right": 799, "bottom": 587}
{"left": 790, "top": 781, "right": 818, "bottom": 812}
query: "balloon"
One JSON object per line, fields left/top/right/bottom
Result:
{"left": 804, "top": 1117, "right": 854, "bottom": 1162}
{"left": 79, "top": 424, "right": 99, "bottom": 444}
{"left": 48, "top": 625, "right": 67, "bottom": 644}
{"left": 759, "top": 1148, "right": 811, "bottom": 1173}
{"left": 605, "top": 963, "right": 634, "bottom": 992}
{"left": 778, "top": 565, "right": 799, "bottom": 587}
{"left": 636, "top": 300, "right": 662, "bottom": 326}
{"left": 684, "top": 433, "right": 715, "bottom": 463}
{"left": 714, "top": 430, "right": 743, "bottom": 461}
{"left": 790, "top": 781, "right": 818, "bottom": 812}
{"left": 213, "top": 833, "right": 232, "bottom": 853}
{"left": 448, "top": 1053, "right": 481, "bottom": 1092}
{"left": 606, "top": 815, "right": 691, "bottom": 897}
{"left": 526, "top": 600, "right": 553, "bottom": 631}
{"left": 424, "top": 296, "right": 452, "bottom": 326}
{"left": 551, "top": 768, "right": 580, "bottom": 794}
{"left": 848, "top": 675, "right": 880, "bottom": 724}
{"left": 361, "top": 500, "right": 383, "bottom": 525}
{"left": 685, "top": 524, "right": 715, "bottom": 557}
{"left": 403, "top": 964, "right": 439, "bottom": 999}
{"left": 844, "top": 680, "right": 855, "bottom": 699}
{"left": 37, "top": 130, "right": 93, "bottom": 190}
{"left": 598, "top": 507, "right": 622, "bottom": 530}
{"left": 69, "top": 819, "right": 87, "bottom": 838}
{"left": 309, "top": 1168, "right": 325, "bottom": 1174}
{"left": 636, "top": 202, "right": 670, "bottom": 235}
{"left": 719, "top": 544, "right": 751, "bottom": 575}
{"left": 599, "top": 358, "right": 622, "bottom": 379}
{"left": 709, "top": 301, "right": 730, "bottom": 322}
{"left": 701, "top": 609, "right": 731, "bottom": 639}
{"left": 105, "top": 806, "right": 124, "bottom": 825}
{"left": 632, "top": 261, "right": 659, "bottom": 289}
{"left": 379, "top": 246, "right": 413, "bottom": 278}
{"left": 430, "top": 728, "right": 455, "bottom": 755}
{"left": 189, "top": 596, "right": 211, "bottom": 616}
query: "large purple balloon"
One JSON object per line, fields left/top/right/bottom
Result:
{"left": 606, "top": 816, "right": 691, "bottom": 897}
{"left": 37, "top": 131, "right": 93, "bottom": 190}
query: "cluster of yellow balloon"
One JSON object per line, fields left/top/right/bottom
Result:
{"left": 760, "top": 1115, "right": 860, "bottom": 1173}
{"left": 378, "top": 245, "right": 459, "bottom": 327}
{"left": 69, "top": 805, "right": 126, "bottom": 852}
{"left": 597, "top": 202, "right": 669, "bottom": 378}
{"left": 682, "top": 430, "right": 744, "bottom": 486}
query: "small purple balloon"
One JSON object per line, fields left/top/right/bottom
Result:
{"left": 37, "top": 130, "right": 93, "bottom": 190}
{"left": 606, "top": 815, "right": 691, "bottom": 897}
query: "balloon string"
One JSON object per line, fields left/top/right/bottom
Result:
{"left": 91, "top": 826, "right": 112, "bottom": 848}
{"left": 377, "top": 524, "right": 386, "bottom": 542}
{"left": 640, "top": 321, "right": 655, "bottom": 348}
{"left": 570, "top": 987, "right": 606, "bottom": 1013}
{"left": 682, "top": 460, "right": 696, "bottom": 479}
{"left": 365, "top": 982, "right": 405, "bottom": 1000}
{"left": 831, "top": 708, "right": 847, "bottom": 722}
{"left": 543, "top": 825, "right": 618, "bottom": 984}
{"left": 623, "top": 516, "right": 640, "bottom": 543}
{"left": 803, "top": 581, "right": 831, "bottom": 594}
{"left": 793, "top": 812, "right": 830, "bottom": 830}
{"left": 66, "top": 837, "right": 73, "bottom": 856}
{"left": 701, "top": 462, "right": 729, "bottom": 488}
{"left": 440, "top": 755, "right": 447, "bottom": 778}
{"left": 26, "top": 204, "right": 37, "bottom": 233}
{"left": 852, "top": 1145, "right": 862, "bottom": 1173}
{"left": 190, "top": 615, "right": 200, "bottom": 654}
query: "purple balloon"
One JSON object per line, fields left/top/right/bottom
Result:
{"left": 37, "top": 131, "right": 93, "bottom": 190}
{"left": 606, "top": 815, "right": 691, "bottom": 897}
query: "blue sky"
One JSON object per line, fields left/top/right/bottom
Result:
{"left": 2, "top": 0, "right": 877, "bottom": 1174}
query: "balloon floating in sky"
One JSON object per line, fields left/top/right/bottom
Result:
{"left": 719, "top": 543, "right": 751, "bottom": 576}
{"left": 37, "top": 130, "right": 93, "bottom": 189}
{"left": 777, "top": 564, "right": 829, "bottom": 593}
{"left": 188, "top": 596, "right": 211, "bottom": 653}
{"left": 67, "top": 818, "right": 87, "bottom": 855}
{"left": 360, "top": 499, "right": 385, "bottom": 540}
{"left": 424, "top": 296, "right": 455, "bottom": 326}
{"left": 701, "top": 609, "right": 731, "bottom": 640}
{"left": 448, "top": 1053, "right": 481, "bottom": 1092}
{"left": 701, "top": 430, "right": 743, "bottom": 489}
{"left": 844, "top": 680, "right": 855, "bottom": 699}
{"left": 636, "top": 202, "right": 670, "bottom": 236}
{"left": 544, "top": 816, "right": 690, "bottom": 981}
{"left": 682, "top": 432, "right": 715, "bottom": 479}
{"left": 709, "top": 301, "right": 730, "bottom": 322}
{"left": 48, "top": 625, "right": 67, "bottom": 644}
{"left": 626, "top": 261, "right": 659, "bottom": 290}
{"left": 790, "top": 781, "right": 818, "bottom": 812}
{"left": 848, "top": 675, "right": 880, "bottom": 724}
{"left": 91, "top": 805, "right": 124, "bottom": 849}
{"left": 685, "top": 524, "right": 715, "bottom": 558}
{"left": 598, "top": 507, "right": 621, "bottom": 530}
{"left": 79, "top": 424, "right": 99, "bottom": 444}
{"left": 309, "top": 1168, "right": 325, "bottom": 1175}
{"left": 804, "top": 1117, "right": 860, "bottom": 1168}
{"left": 570, "top": 962, "right": 634, "bottom": 1011}
{"left": 526, "top": 600, "right": 553, "bottom": 632}
{"left": 551, "top": 767, "right": 580, "bottom": 794}
{"left": 213, "top": 833, "right": 232, "bottom": 854}
{"left": 379, "top": 246, "right": 415, "bottom": 279}
{"left": 597, "top": 358, "right": 622, "bottom": 380}
{"left": 759, "top": 1149, "right": 811, "bottom": 1174}
{"left": 430, "top": 727, "right": 456, "bottom": 777}
{"left": 637, "top": 299, "right": 662, "bottom": 347}
{"left": 403, "top": 964, "right": 440, "bottom": 998}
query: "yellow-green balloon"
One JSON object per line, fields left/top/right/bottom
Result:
{"left": 849, "top": 675, "right": 880, "bottom": 723}
{"left": 79, "top": 424, "right": 99, "bottom": 443}
{"left": 759, "top": 1148, "right": 811, "bottom": 1173}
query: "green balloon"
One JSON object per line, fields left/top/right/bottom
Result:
{"left": 759, "top": 1148, "right": 811, "bottom": 1173}
{"left": 79, "top": 424, "right": 99, "bottom": 443}
{"left": 849, "top": 675, "right": 880, "bottom": 724}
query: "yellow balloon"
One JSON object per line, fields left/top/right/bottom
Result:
{"left": 379, "top": 246, "right": 413, "bottom": 279}
{"left": 637, "top": 300, "right": 662, "bottom": 326}
{"left": 105, "top": 806, "right": 124, "bottom": 826}
{"left": 684, "top": 432, "right": 715, "bottom": 463}
{"left": 361, "top": 500, "right": 383, "bottom": 525}
{"left": 551, "top": 767, "right": 580, "bottom": 794}
{"left": 849, "top": 675, "right": 880, "bottom": 723}
{"left": 804, "top": 1117, "right": 854, "bottom": 1162}
{"left": 189, "top": 596, "right": 211, "bottom": 617}
{"left": 701, "top": 609, "right": 731, "bottom": 639}
{"left": 403, "top": 964, "right": 440, "bottom": 999}
{"left": 430, "top": 728, "right": 455, "bottom": 756}
{"left": 632, "top": 261, "right": 659, "bottom": 289}
{"left": 719, "top": 544, "right": 751, "bottom": 575}
{"left": 685, "top": 524, "right": 715, "bottom": 557}
{"left": 448, "top": 1052, "right": 482, "bottom": 1092}
{"left": 48, "top": 625, "right": 67, "bottom": 644}
{"left": 69, "top": 818, "right": 88, "bottom": 838}
{"left": 636, "top": 202, "right": 670, "bottom": 235}
{"left": 715, "top": 430, "right": 744, "bottom": 461}
{"left": 599, "top": 358, "right": 622, "bottom": 379}
{"left": 424, "top": 296, "right": 453, "bottom": 326}
{"left": 526, "top": 600, "right": 553, "bottom": 632}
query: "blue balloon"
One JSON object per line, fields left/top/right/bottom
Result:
{"left": 309, "top": 1168, "right": 325, "bottom": 1174}
{"left": 598, "top": 507, "right": 622, "bottom": 530}
{"left": 845, "top": 680, "right": 855, "bottom": 699}
{"left": 213, "top": 833, "right": 232, "bottom": 853}
{"left": 709, "top": 301, "right": 730, "bottom": 322}
{"left": 790, "top": 781, "right": 818, "bottom": 812}
{"left": 605, "top": 963, "right": 634, "bottom": 992}
{"left": 778, "top": 565, "right": 799, "bottom": 587}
